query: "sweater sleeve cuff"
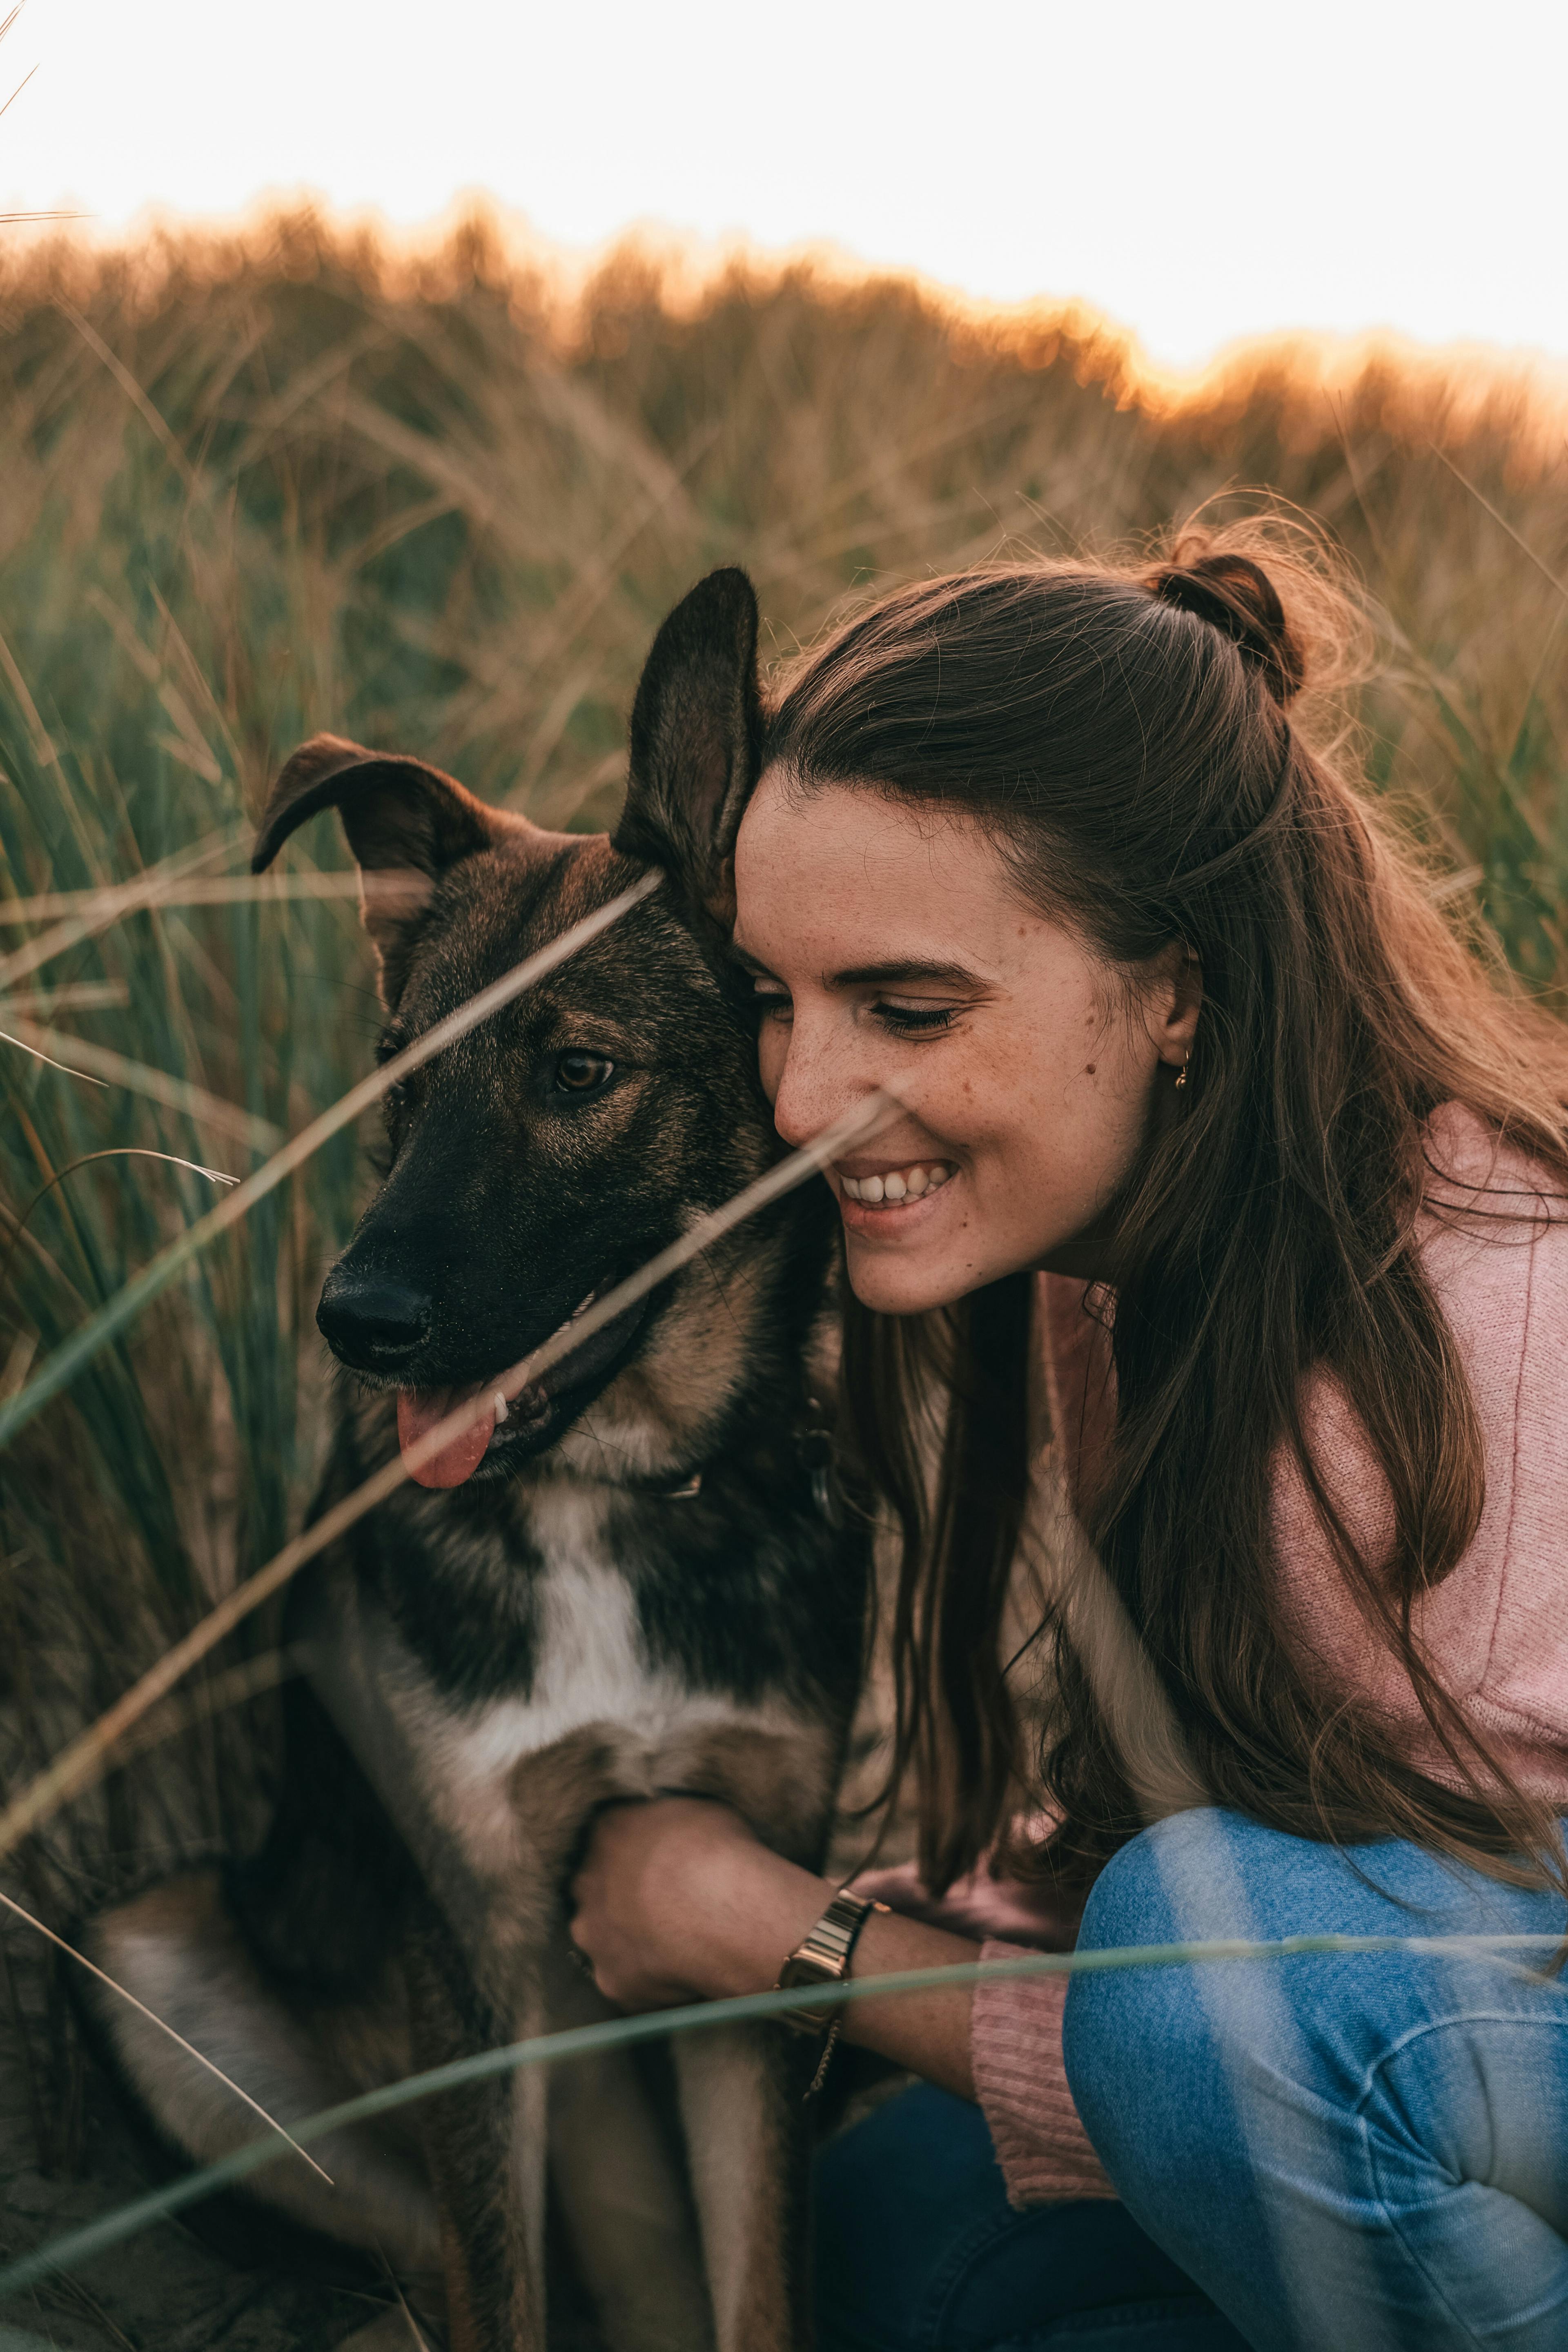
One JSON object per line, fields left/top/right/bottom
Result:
{"left": 971, "top": 1939, "right": 1118, "bottom": 2208}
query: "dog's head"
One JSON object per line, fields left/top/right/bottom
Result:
{"left": 254, "top": 569, "right": 824, "bottom": 1490}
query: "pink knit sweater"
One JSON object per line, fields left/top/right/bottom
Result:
{"left": 877, "top": 1107, "right": 1568, "bottom": 2206}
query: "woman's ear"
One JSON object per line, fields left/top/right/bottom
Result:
{"left": 612, "top": 568, "right": 762, "bottom": 922}
{"left": 1151, "top": 942, "right": 1204, "bottom": 1067}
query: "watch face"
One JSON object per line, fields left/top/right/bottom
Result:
{"left": 778, "top": 1953, "right": 835, "bottom": 1993}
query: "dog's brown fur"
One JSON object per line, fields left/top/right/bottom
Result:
{"left": 81, "top": 572, "right": 870, "bottom": 2350}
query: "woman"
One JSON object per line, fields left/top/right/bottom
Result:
{"left": 570, "top": 530, "right": 1568, "bottom": 2350}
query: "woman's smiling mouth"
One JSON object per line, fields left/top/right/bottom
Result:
{"left": 836, "top": 1158, "right": 955, "bottom": 1208}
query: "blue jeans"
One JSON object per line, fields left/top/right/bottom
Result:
{"left": 814, "top": 2081, "right": 1247, "bottom": 2349}
{"left": 1063, "top": 1810, "right": 1568, "bottom": 2350}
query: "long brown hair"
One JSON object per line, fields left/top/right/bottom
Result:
{"left": 762, "top": 522, "right": 1568, "bottom": 1898}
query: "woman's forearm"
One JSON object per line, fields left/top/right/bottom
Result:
{"left": 676, "top": 1840, "right": 980, "bottom": 2100}
{"left": 569, "top": 1799, "right": 982, "bottom": 2100}
{"left": 829, "top": 1901, "right": 980, "bottom": 2100}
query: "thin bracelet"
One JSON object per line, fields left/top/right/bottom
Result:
{"left": 772, "top": 1886, "right": 889, "bottom": 2098}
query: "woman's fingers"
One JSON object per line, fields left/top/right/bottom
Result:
{"left": 567, "top": 1795, "right": 757, "bottom": 2009}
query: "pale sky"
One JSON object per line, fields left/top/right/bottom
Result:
{"left": 2, "top": 0, "right": 1564, "bottom": 372}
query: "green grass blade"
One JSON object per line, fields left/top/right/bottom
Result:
{"left": 0, "top": 876, "right": 661, "bottom": 1452}
{"left": 0, "top": 1936, "right": 1557, "bottom": 2304}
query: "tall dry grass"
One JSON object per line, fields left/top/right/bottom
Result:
{"left": 0, "top": 205, "right": 1565, "bottom": 2175}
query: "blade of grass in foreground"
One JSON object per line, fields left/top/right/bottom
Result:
{"left": 0, "top": 872, "right": 663, "bottom": 1452}
{"left": 0, "top": 1087, "right": 895, "bottom": 1861}
{"left": 1, "top": 1017, "right": 285, "bottom": 1152}
{"left": 1, "top": 1935, "right": 1556, "bottom": 2303}
{"left": 0, "top": 1888, "right": 331, "bottom": 2185}
{"left": 0, "top": 871, "right": 366, "bottom": 927}
{"left": 0, "top": 824, "right": 243, "bottom": 993}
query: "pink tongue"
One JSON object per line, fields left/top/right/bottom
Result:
{"left": 397, "top": 1385, "right": 497, "bottom": 1489}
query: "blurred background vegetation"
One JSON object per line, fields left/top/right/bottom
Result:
{"left": 0, "top": 209, "right": 1564, "bottom": 2200}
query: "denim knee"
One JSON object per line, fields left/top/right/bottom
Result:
{"left": 1060, "top": 1817, "right": 1250, "bottom": 2200}
{"left": 1059, "top": 1813, "right": 1568, "bottom": 2352}
{"left": 1061, "top": 1807, "right": 1568, "bottom": 2204}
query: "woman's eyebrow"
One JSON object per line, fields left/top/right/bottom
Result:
{"left": 831, "top": 959, "right": 987, "bottom": 989}
{"left": 727, "top": 945, "right": 989, "bottom": 988}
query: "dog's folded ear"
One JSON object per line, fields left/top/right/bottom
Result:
{"left": 252, "top": 734, "right": 506, "bottom": 999}
{"left": 614, "top": 568, "right": 762, "bottom": 922}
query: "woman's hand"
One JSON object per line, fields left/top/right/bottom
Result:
{"left": 566, "top": 1794, "right": 983, "bottom": 2101}
{"left": 567, "top": 1795, "right": 828, "bottom": 2012}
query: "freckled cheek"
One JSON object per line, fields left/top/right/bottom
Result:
{"left": 962, "top": 1069, "right": 1111, "bottom": 1199}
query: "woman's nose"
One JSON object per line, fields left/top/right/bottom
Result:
{"left": 771, "top": 1015, "right": 871, "bottom": 1150}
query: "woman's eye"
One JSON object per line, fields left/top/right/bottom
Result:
{"left": 554, "top": 1050, "right": 614, "bottom": 1094}
{"left": 873, "top": 1001, "right": 956, "bottom": 1036}
{"left": 751, "top": 986, "right": 792, "bottom": 1021}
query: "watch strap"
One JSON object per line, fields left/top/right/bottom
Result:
{"left": 773, "top": 1887, "right": 888, "bottom": 2036}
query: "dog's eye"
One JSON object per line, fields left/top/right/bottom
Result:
{"left": 554, "top": 1051, "right": 613, "bottom": 1094}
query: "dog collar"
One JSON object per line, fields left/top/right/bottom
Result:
{"left": 595, "top": 1415, "right": 838, "bottom": 1518}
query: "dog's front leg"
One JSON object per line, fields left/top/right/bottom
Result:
{"left": 544, "top": 1938, "right": 715, "bottom": 2352}
{"left": 672, "top": 2022, "right": 813, "bottom": 2352}
{"left": 406, "top": 1910, "right": 547, "bottom": 2352}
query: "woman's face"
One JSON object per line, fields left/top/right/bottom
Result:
{"left": 732, "top": 771, "right": 1200, "bottom": 1315}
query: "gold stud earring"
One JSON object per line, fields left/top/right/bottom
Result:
{"left": 1174, "top": 1052, "right": 1190, "bottom": 1089}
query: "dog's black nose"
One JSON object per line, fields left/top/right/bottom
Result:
{"left": 317, "top": 1269, "right": 432, "bottom": 1370}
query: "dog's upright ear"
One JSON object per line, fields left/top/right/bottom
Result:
{"left": 252, "top": 733, "right": 506, "bottom": 1001}
{"left": 613, "top": 568, "right": 762, "bottom": 922}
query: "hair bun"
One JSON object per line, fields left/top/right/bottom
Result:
{"left": 1147, "top": 550, "right": 1305, "bottom": 706}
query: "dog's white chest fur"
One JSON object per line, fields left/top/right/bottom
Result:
{"left": 466, "top": 1485, "right": 679, "bottom": 1758}
{"left": 327, "top": 1479, "right": 814, "bottom": 1894}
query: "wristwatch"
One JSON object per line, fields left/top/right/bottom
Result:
{"left": 774, "top": 1887, "right": 889, "bottom": 2036}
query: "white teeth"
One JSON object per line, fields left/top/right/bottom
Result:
{"left": 840, "top": 1161, "right": 952, "bottom": 1207}
{"left": 493, "top": 1390, "right": 509, "bottom": 1423}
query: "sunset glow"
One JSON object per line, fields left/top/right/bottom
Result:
{"left": 2, "top": 0, "right": 1565, "bottom": 372}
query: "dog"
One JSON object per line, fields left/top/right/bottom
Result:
{"left": 81, "top": 569, "right": 872, "bottom": 2351}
